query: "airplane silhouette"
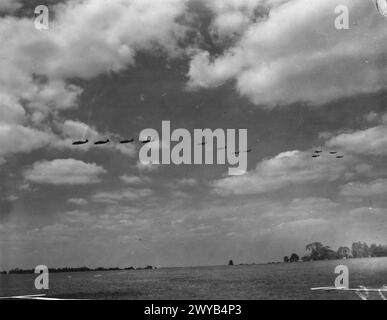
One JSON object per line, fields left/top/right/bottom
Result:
{"left": 140, "top": 138, "right": 154, "bottom": 144}
{"left": 314, "top": 145, "right": 323, "bottom": 154}
{"left": 72, "top": 139, "right": 89, "bottom": 145}
{"left": 120, "top": 138, "right": 134, "bottom": 144}
{"left": 234, "top": 148, "right": 252, "bottom": 155}
{"left": 94, "top": 139, "right": 110, "bottom": 145}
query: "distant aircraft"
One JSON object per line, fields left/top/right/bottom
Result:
{"left": 336, "top": 155, "right": 344, "bottom": 159}
{"left": 94, "top": 139, "right": 110, "bottom": 145}
{"left": 72, "top": 139, "right": 89, "bottom": 145}
{"left": 314, "top": 145, "right": 323, "bottom": 154}
{"left": 312, "top": 155, "right": 320, "bottom": 158}
{"left": 330, "top": 151, "right": 338, "bottom": 155}
{"left": 120, "top": 138, "right": 134, "bottom": 144}
{"left": 234, "top": 149, "right": 252, "bottom": 155}
{"left": 140, "top": 138, "right": 154, "bottom": 144}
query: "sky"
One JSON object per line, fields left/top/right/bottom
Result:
{"left": 0, "top": 0, "right": 386, "bottom": 270}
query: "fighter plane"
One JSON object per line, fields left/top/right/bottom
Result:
{"left": 72, "top": 139, "right": 89, "bottom": 145}
{"left": 140, "top": 138, "right": 154, "bottom": 144}
{"left": 94, "top": 139, "right": 110, "bottom": 145}
{"left": 120, "top": 138, "right": 135, "bottom": 144}
{"left": 314, "top": 146, "right": 323, "bottom": 154}
{"left": 234, "top": 148, "right": 252, "bottom": 155}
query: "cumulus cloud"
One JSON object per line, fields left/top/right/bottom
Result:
{"left": 41, "top": 0, "right": 188, "bottom": 79}
{"left": 92, "top": 188, "right": 153, "bottom": 204}
{"left": 365, "top": 111, "right": 379, "bottom": 123}
{"left": 349, "top": 207, "right": 386, "bottom": 217}
{"left": 177, "top": 178, "right": 197, "bottom": 186}
{"left": 188, "top": 0, "right": 387, "bottom": 107}
{"left": 268, "top": 197, "right": 340, "bottom": 218}
{"left": 0, "top": 124, "right": 54, "bottom": 158}
{"left": 120, "top": 175, "right": 143, "bottom": 185}
{"left": 212, "top": 150, "right": 354, "bottom": 195}
{"left": 277, "top": 218, "right": 328, "bottom": 230}
{"left": 205, "top": 0, "right": 289, "bottom": 38}
{"left": 0, "top": 0, "right": 189, "bottom": 163}
{"left": 114, "top": 143, "right": 137, "bottom": 158}
{"left": 60, "top": 120, "right": 99, "bottom": 141}
{"left": 0, "top": 0, "right": 22, "bottom": 13}
{"left": 24, "top": 159, "right": 106, "bottom": 185}
{"left": 166, "top": 178, "right": 198, "bottom": 192}
{"left": 135, "top": 160, "right": 160, "bottom": 172}
{"left": 68, "top": 198, "right": 89, "bottom": 206}
{"left": 327, "top": 123, "right": 387, "bottom": 156}
{"left": 0, "top": 94, "right": 26, "bottom": 124}
{"left": 340, "top": 179, "right": 387, "bottom": 198}
{"left": 1, "top": 0, "right": 188, "bottom": 87}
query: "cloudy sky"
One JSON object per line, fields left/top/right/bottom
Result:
{"left": 0, "top": 0, "right": 386, "bottom": 269}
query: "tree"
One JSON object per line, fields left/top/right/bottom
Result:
{"left": 228, "top": 260, "right": 234, "bottom": 266}
{"left": 306, "top": 242, "right": 324, "bottom": 260}
{"left": 370, "top": 244, "right": 387, "bottom": 257}
{"left": 283, "top": 256, "right": 289, "bottom": 263}
{"left": 337, "top": 247, "right": 352, "bottom": 259}
{"left": 306, "top": 242, "right": 337, "bottom": 260}
{"left": 289, "top": 253, "right": 299, "bottom": 262}
{"left": 352, "top": 242, "right": 371, "bottom": 258}
{"left": 320, "top": 246, "right": 338, "bottom": 260}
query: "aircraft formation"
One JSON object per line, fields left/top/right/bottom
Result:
{"left": 72, "top": 137, "right": 147, "bottom": 146}
{"left": 73, "top": 137, "right": 344, "bottom": 160}
{"left": 72, "top": 93, "right": 342, "bottom": 160}
{"left": 312, "top": 147, "right": 344, "bottom": 159}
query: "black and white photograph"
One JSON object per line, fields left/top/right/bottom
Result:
{"left": 0, "top": 0, "right": 387, "bottom": 308}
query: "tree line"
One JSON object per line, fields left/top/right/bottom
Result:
{"left": 283, "top": 242, "right": 387, "bottom": 263}
{"left": 0, "top": 265, "right": 155, "bottom": 275}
